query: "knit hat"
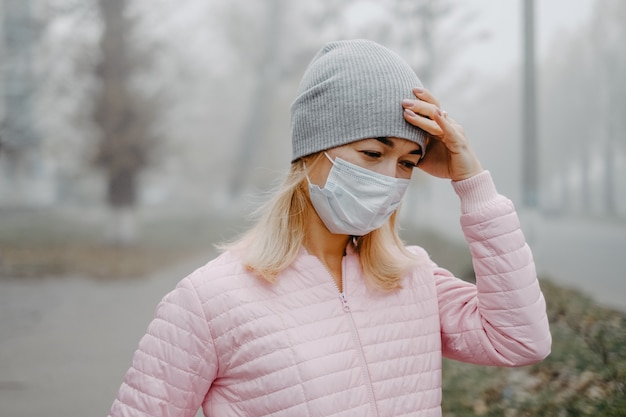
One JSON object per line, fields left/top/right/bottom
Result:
{"left": 290, "top": 39, "right": 427, "bottom": 161}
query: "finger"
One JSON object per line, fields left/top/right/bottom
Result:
{"left": 432, "top": 108, "right": 454, "bottom": 136}
{"left": 432, "top": 110, "right": 468, "bottom": 152}
{"left": 401, "top": 98, "right": 439, "bottom": 120}
{"left": 412, "top": 87, "right": 440, "bottom": 108}
{"left": 404, "top": 108, "right": 443, "bottom": 136}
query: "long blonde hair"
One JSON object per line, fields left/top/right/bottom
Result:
{"left": 220, "top": 153, "right": 423, "bottom": 291}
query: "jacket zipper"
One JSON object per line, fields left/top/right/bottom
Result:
{"left": 326, "top": 260, "right": 380, "bottom": 417}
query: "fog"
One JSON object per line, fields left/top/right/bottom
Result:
{"left": 4, "top": 0, "right": 622, "bottom": 296}
{"left": 0, "top": 0, "right": 625, "bottom": 415}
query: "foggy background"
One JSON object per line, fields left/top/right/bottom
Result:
{"left": 1, "top": 0, "right": 625, "bottom": 416}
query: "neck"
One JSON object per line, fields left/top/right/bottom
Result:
{"left": 304, "top": 209, "right": 350, "bottom": 291}
{"left": 304, "top": 229, "right": 350, "bottom": 261}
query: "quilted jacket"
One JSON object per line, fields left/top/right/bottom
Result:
{"left": 108, "top": 171, "right": 551, "bottom": 417}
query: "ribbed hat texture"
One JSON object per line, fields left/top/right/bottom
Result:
{"left": 290, "top": 39, "right": 427, "bottom": 161}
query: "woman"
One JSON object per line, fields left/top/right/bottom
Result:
{"left": 108, "top": 39, "right": 551, "bottom": 417}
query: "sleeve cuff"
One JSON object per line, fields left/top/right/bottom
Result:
{"left": 451, "top": 170, "right": 500, "bottom": 214}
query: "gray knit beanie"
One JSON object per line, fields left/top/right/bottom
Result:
{"left": 290, "top": 39, "right": 427, "bottom": 161}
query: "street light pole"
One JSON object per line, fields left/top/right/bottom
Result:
{"left": 522, "top": 0, "right": 538, "bottom": 209}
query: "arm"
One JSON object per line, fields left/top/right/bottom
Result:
{"left": 436, "top": 171, "right": 551, "bottom": 366}
{"left": 402, "top": 88, "right": 551, "bottom": 366}
{"left": 108, "top": 275, "right": 217, "bottom": 417}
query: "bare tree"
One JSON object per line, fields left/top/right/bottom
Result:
{"left": 394, "top": 0, "right": 487, "bottom": 89}
{"left": 93, "top": 0, "right": 153, "bottom": 243}
{"left": 220, "top": 0, "right": 352, "bottom": 197}
{"left": 227, "top": 0, "right": 285, "bottom": 197}
{"left": 0, "top": 0, "right": 40, "bottom": 203}
{"left": 592, "top": 0, "right": 626, "bottom": 217}
{"left": 540, "top": 0, "right": 626, "bottom": 218}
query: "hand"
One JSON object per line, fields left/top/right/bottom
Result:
{"left": 402, "top": 88, "right": 483, "bottom": 181}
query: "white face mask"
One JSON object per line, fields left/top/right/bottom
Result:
{"left": 307, "top": 153, "right": 410, "bottom": 236}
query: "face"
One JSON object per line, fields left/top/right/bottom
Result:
{"left": 307, "top": 137, "right": 423, "bottom": 187}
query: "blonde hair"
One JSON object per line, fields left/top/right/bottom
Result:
{"left": 220, "top": 153, "right": 422, "bottom": 291}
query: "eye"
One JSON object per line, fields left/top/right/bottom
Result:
{"left": 361, "top": 151, "right": 381, "bottom": 158}
{"left": 400, "top": 160, "right": 419, "bottom": 169}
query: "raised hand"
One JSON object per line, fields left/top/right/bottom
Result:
{"left": 402, "top": 88, "right": 483, "bottom": 181}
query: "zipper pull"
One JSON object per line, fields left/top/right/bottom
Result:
{"left": 339, "top": 292, "right": 350, "bottom": 312}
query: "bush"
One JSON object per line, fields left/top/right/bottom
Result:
{"left": 441, "top": 279, "right": 626, "bottom": 416}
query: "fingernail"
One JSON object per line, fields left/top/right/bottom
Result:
{"left": 413, "top": 87, "right": 424, "bottom": 94}
{"left": 402, "top": 99, "right": 414, "bottom": 107}
{"left": 404, "top": 108, "right": 416, "bottom": 117}
{"left": 435, "top": 109, "right": 442, "bottom": 117}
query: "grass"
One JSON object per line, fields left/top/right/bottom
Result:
{"left": 437, "top": 280, "right": 626, "bottom": 417}
{"left": 0, "top": 244, "right": 198, "bottom": 279}
{"left": 0, "top": 206, "right": 242, "bottom": 280}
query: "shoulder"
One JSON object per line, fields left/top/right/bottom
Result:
{"left": 182, "top": 249, "right": 310, "bottom": 302}
{"left": 183, "top": 250, "right": 257, "bottom": 298}
{"left": 404, "top": 244, "right": 430, "bottom": 259}
{"left": 192, "top": 250, "right": 246, "bottom": 279}
{"left": 403, "top": 244, "right": 436, "bottom": 271}
{"left": 402, "top": 244, "right": 437, "bottom": 282}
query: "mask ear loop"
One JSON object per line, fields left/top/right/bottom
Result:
{"left": 302, "top": 160, "right": 312, "bottom": 184}
{"left": 303, "top": 152, "right": 335, "bottom": 184}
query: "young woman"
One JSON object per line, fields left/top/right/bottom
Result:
{"left": 108, "top": 39, "right": 551, "bottom": 417}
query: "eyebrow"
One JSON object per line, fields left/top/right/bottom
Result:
{"left": 375, "top": 137, "right": 422, "bottom": 154}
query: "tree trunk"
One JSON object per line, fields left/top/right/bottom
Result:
{"left": 94, "top": 0, "right": 149, "bottom": 243}
{"left": 228, "top": 0, "right": 283, "bottom": 197}
{"left": 95, "top": 0, "right": 146, "bottom": 208}
{"left": 0, "top": 0, "right": 40, "bottom": 205}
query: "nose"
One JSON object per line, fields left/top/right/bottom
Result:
{"left": 378, "top": 161, "right": 397, "bottom": 178}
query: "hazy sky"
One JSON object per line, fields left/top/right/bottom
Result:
{"left": 458, "top": 0, "right": 595, "bottom": 77}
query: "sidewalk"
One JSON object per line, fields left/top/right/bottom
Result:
{"left": 0, "top": 253, "right": 212, "bottom": 417}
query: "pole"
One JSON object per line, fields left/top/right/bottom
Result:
{"left": 522, "top": 0, "right": 538, "bottom": 208}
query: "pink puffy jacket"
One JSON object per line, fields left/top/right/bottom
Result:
{"left": 108, "top": 171, "right": 551, "bottom": 417}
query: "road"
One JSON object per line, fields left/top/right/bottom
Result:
{"left": 527, "top": 213, "right": 626, "bottom": 312}
{"left": 0, "top": 255, "right": 209, "bottom": 417}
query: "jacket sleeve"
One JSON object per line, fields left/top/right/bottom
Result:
{"left": 108, "top": 274, "right": 218, "bottom": 417}
{"left": 435, "top": 171, "right": 551, "bottom": 367}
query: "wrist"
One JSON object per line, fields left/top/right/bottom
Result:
{"left": 452, "top": 170, "right": 499, "bottom": 214}
{"left": 451, "top": 168, "right": 483, "bottom": 181}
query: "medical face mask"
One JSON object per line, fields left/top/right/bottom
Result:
{"left": 306, "top": 153, "right": 410, "bottom": 236}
